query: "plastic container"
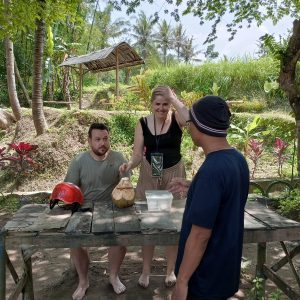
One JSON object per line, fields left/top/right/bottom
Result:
{"left": 145, "top": 190, "right": 173, "bottom": 211}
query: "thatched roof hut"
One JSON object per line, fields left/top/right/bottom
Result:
{"left": 59, "top": 42, "right": 144, "bottom": 108}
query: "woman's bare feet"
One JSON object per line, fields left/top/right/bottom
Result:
{"left": 109, "top": 275, "right": 126, "bottom": 294}
{"left": 165, "top": 271, "right": 176, "bottom": 287}
{"left": 72, "top": 282, "right": 89, "bottom": 300}
{"left": 138, "top": 273, "right": 149, "bottom": 288}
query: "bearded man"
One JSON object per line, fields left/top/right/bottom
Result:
{"left": 64, "top": 123, "right": 129, "bottom": 299}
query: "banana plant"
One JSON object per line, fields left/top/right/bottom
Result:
{"left": 230, "top": 116, "right": 270, "bottom": 154}
{"left": 210, "top": 82, "right": 220, "bottom": 96}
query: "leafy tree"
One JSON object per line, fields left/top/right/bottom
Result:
{"left": 204, "top": 44, "right": 219, "bottom": 61}
{"left": 0, "top": 0, "right": 80, "bottom": 135}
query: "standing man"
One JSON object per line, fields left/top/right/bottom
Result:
{"left": 64, "top": 123, "right": 129, "bottom": 300}
{"left": 170, "top": 96, "right": 249, "bottom": 300}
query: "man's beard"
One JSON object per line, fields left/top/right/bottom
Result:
{"left": 92, "top": 146, "right": 108, "bottom": 157}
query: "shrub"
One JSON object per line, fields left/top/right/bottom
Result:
{"left": 109, "top": 114, "right": 139, "bottom": 146}
{"left": 229, "top": 112, "right": 295, "bottom": 148}
{"left": 230, "top": 99, "right": 267, "bottom": 113}
{"left": 142, "top": 57, "right": 280, "bottom": 102}
{"left": 279, "top": 189, "right": 300, "bottom": 221}
{"left": 180, "top": 90, "right": 204, "bottom": 108}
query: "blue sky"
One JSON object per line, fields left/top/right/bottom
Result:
{"left": 111, "top": 1, "right": 292, "bottom": 60}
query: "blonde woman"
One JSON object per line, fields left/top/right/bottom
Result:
{"left": 119, "top": 86, "right": 189, "bottom": 288}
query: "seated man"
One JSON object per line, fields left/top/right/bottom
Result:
{"left": 64, "top": 123, "right": 129, "bottom": 300}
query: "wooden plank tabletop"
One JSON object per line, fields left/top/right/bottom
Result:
{"left": 2, "top": 198, "right": 300, "bottom": 247}
{"left": 3, "top": 204, "right": 46, "bottom": 233}
{"left": 245, "top": 200, "right": 300, "bottom": 229}
{"left": 92, "top": 201, "right": 114, "bottom": 233}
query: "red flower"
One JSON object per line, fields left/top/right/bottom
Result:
{"left": 274, "top": 137, "right": 288, "bottom": 154}
{"left": 9, "top": 142, "right": 38, "bottom": 154}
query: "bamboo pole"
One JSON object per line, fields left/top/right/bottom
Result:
{"left": 79, "top": 64, "right": 83, "bottom": 110}
{"left": 116, "top": 47, "right": 119, "bottom": 102}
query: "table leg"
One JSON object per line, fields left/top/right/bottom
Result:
{"left": 21, "top": 246, "right": 34, "bottom": 300}
{"left": 280, "top": 241, "right": 300, "bottom": 288}
{"left": 256, "top": 242, "right": 266, "bottom": 295}
{"left": 0, "top": 231, "right": 6, "bottom": 300}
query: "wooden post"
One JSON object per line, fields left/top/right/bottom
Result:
{"left": 22, "top": 246, "right": 34, "bottom": 300}
{"left": 256, "top": 242, "right": 266, "bottom": 296}
{"left": 79, "top": 64, "right": 83, "bottom": 110}
{"left": 0, "top": 231, "right": 6, "bottom": 300}
{"left": 115, "top": 47, "right": 119, "bottom": 102}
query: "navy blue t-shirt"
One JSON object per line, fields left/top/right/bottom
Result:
{"left": 175, "top": 148, "right": 249, "bottom": 299}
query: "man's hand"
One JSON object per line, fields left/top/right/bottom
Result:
{"left": 168, "top": 177, "right": 190, "bottom": 195}
{"left": 171, "top": 282, "right": 188, "bottom": 300}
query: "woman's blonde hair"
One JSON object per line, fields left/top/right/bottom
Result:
{"left": 150, "top": 85, "right": 169, "bottom": 102}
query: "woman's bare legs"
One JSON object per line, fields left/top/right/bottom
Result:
{"left": 138, "top": 245, "right": 155, "bottom": 288}
{"left": 165, "top": 245, "right": 178, "bottom": 287}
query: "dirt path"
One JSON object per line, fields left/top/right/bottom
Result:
{"left": 5, "top": 242, "right": 300, "bottom": 300}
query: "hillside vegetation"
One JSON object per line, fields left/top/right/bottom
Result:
{"left": 0, "top": 106, "right": 296, "bottom": 194}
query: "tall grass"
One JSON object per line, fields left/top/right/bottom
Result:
{"left": 143, "top": 57, "right": 282, "bottom": 101}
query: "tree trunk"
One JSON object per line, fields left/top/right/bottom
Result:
{"left": 4, "top": 38, "right": 22, "bottom": 120}
{"left": 0, "top": 108, "right": 16, "bottom": 129}
{"left": 279, "top": 19, "right": 300, "bottom": 174}
{"left": 32, "top": 18, "right": 48, "bottom": 135}
{"left": 63, "top": 66, "right": 71, "bottom": 110}
{"left": 14, "top": 59, "right": 32, "bottom": 107}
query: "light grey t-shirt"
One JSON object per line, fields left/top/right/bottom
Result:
{"left": 64, "top": 150, "right": 127, "bottom": 207}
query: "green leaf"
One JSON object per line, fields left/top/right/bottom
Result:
{"left": 246, "top": 116, "right": 261, "bottom": 133}
{"left": 264, "top": 81, "right": 272, "bottom": 93}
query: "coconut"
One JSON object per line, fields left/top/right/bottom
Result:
{"left": 112, "top": 177, "right": 135, "bottom": 208}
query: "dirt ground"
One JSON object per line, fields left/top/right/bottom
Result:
{"left": 3, "top": 204, "right": 299, "bottom": 300}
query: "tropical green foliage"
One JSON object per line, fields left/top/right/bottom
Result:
{"left": 143, "top": 57, "right": 280, "bottom": 100}
{"left": 279, "top": 189, "right": 300, "bottom": 222}
{"left": 109, "top": 113, "right": 139, "bottom": 146}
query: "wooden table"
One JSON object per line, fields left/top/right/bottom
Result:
{"left": 1, "top": 198, "right": 300, "bottom": 300}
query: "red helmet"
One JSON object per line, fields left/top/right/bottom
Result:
{"left": 50, "top": 182, "right": 83, "bottom": 211}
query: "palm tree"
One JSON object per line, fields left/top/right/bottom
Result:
{"left": 131, "top": 11, "right": 156, "bottom": 60}
{"left": 90, "top": 4, "right": 130, "bottom": 50}
{"left": 32, "top": 18, "right": 48, "bottom": 135}
{"left": 155, "top": 20, "right": 173, "bottom": 65}
{"left": 5, "top": 38, "right": 22, "bottom": 121}
{"left": 4, "top": 0, "right": 22, "bottom": 121}
{"left": 180, "top": 37, "right": 201, "bottom": 63}
{"left": 173, "top": 23, "right": 187, "bottom": 60}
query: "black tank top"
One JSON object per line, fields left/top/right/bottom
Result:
{"left": 140, "top": 112, "right": 182, "bottom": 169}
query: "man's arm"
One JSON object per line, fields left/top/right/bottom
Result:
{"left": 172, "top": 225, "right": 212, "bottom": 300}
